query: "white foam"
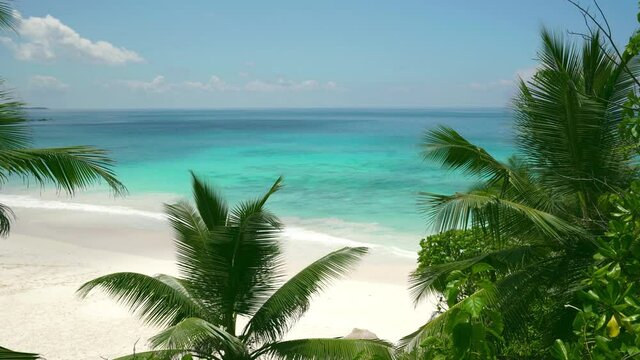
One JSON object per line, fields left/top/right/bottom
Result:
{"left": 283, "top": 226, "right": 383, "bottom": 249}
{"left": 0, "top": 194, "right": 417, "bottom": 259}
{"left": 0, "top": 194, "right": 167, "bottom": 221}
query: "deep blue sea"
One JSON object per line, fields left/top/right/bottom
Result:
{"left": 22, "top": 108, "right": 514, "bottom": 253}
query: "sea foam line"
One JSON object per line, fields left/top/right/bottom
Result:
{"left": 0, "top": 194, "right": 417, "bottom": 259}
{"left": 0, "top": 194, "right": 167, "bottom": 220}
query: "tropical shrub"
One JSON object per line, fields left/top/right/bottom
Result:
{"left": 551, "top": 182, "right": 640, "bottom": 359}
{"left": 401, "top": 27, "right": 640, "bottom": 359}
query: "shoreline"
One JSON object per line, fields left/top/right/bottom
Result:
{"left": 0, "top": 192, "right": 436, "bottom": 359}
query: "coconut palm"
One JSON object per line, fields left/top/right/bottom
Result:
{"left": 400, "top": 29, "right": 639, "bottom": 354}
{"left": 79, "top": 174, "right": 394, "bottom": 360}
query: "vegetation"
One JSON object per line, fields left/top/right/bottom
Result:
{"left": 0, "top": 346, "right": 39, "bottom": 360}
{"left": 78, "top": 174, "right": 394, "bottom": 360}
{"left": 402, "top": 18, "right": 640, "bottom": 360}
{"left": 4, "top": 0, "right": 640, "bottom": 358}
{"left": 551, "top": 183, "right": 640, "bottom": 359}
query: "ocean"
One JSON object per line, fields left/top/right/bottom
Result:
{"left": 20, "top": 108, "right": 514, "bottom": 256}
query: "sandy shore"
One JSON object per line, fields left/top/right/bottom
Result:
{"left": 0, "top": 193, "right": 436, "bottom": 359}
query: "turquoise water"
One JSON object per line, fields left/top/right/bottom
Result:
{"left": 24, "top": 108, "right": 514, "bottom": 252}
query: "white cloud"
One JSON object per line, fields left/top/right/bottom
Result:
{"left": 119, "top": 75, "right": 169, "bottom": 93}
{"left": 466, "top": 67, "right": 539, "bottom": 91}
{"left": 245, "top": 78, "right": 339, "bottom": 92}
{"left": 114, "top": 75, "right": 340, "bottom": 94}
{"left": 515, "top": 67, "right": 538, "bottom": 82}
{"left": 184, "top": 75, "right": 235, "bottom": 91}
{"left": 29, "top": 75, "right": 69, "bottom": 91}
{"left": 467, "top": 79, "right": 513, "bottom": 91}
{"left": 1, "top": 12, "right": 143, "bottom": 65}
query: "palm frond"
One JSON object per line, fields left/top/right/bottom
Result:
{"left": 421, "top": 126, "right": 527, "bottom": 192}
{"left": 0, "top": 201, "right": 14, "bottom": 236}
{"left": 113, "top": 349, "right": 191, "bottom": 360}
{"left": 190, "top": 172, "right": 228, "bottom": 230}
{"left": 164, "top": 200, "right": 228, "bottom": 317}
{"left": 408, "top": 245, "right": 544, "bottom": 304}
{"left": 165, "top": 177, "right": 285, "bottom": 323}
{"left": 244, "top": 247, "right": 369, "bottom": 344}
{"left": 0, "top": 0, "right": 17, "bottom": 32}
{"left": 419, "top": 191, "right": 586, "bottom": 241}
{"left": 514, "top": 29, "right": 632, "bottom": 214}
{"left": 0, "top": 87, "right": 30, "bottom": 150}
{"left": 401, "top": 252, "right": 590, "bottom": 355}
{"left": 219, "top": 205, "right": 284, "bottom": 318}
{"left": 77, "top": 272, "right": 206, "bottom": 327}
{"left": 0, "top": 346, "right": 39, "bottom": 360}
{"left": 260, "top": 338, "right": 395, "bottom": 360}
{"left": 398, "top": 286, "right": 494, "bottom": 355}
{"left": 218, "top": 177, "right": 285, "bottom": 317}
{"left": 148, "top": 317, "right": 244, "bottom": 355}
{"left": 0, "top": 147, "right": 126, "bottom": 195}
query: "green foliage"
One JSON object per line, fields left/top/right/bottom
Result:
{"left": 551, "top": 183, "right": 640, "bottom": 359}
{"left": 0, "top": 1, "right": 16, "bottom": 31}
{"left": 403, "top": 25, "right": 640, "bottom": 360}
{"left": 419, "top": 276, "right": 504, "bottom": 360}
{"left": 0, "top": 346, "right": 40, "bottom": 360}
{"left": 418, "top": 229, "right": 491, "bottom": 272}
{"left": 79, "top": 174, "right": 392, "bottom": 360}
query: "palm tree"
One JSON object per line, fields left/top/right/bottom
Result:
{"left": 400, "top": 29, "right": 638, "bottom": 354}
{"left": 0, "top": 2, "right": 126, "bottom": 236}
{"left": 79, "top": 174, "right": 394, "bottom": 360}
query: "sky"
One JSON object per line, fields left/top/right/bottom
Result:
{"left": 0, "top": 0, "right": 637, "bottom": 109}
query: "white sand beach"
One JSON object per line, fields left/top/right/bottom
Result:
{"left": 0, "top": 192, "right": 437, "bottom": 360}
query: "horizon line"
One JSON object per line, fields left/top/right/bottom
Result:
{"left": 26, "top": 105, "right": 511, "bottom": 111}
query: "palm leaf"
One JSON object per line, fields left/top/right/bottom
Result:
{"left": 408, "top": 245, "right": 544, "bottom": 304}
{"left": 0, "top": 88, "right": 29, "bottom": 150}
{"left": 148, "top": 317, "right": 244, "bottom": 355}
{"left": 113, "top": 349, "right": 191, "bottom": 360}
{"left": 190, "top": 172, "right": 228, "bottom": 230}
{"left": 421, "top": 126, "right": 525, "bottom": 192}
{"left": 77, "top": 272, "right": 206, "bottom": 327}
{"left": 244, "top": 247, "right": 369, "bottom": 343}
{"left": 514, "top": 29, "right": 633, "bottom": 215}
{"left": 401, "top": 252, "right": 589, "bottom": 355}
{"left": 259, "top": 338, "right": 395, "bottom": 360}
{"left": 219, "top": 177, "right": 285, "bottom": 318}
{"left": 0, "top": 346, "right": 39, "bottom": 360}
{"left": 419, "top": 191, "right": 586, "bottom": 241}
{"left": 0, "top": 201, "right": 14, "bottom": 236}
{"left": 0, "top": 147, "right": 126, "bottom": 195}
{"left": 0, "top": 0, "right": 17, "bottom": 32}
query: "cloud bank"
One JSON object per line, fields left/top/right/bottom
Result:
{"left": 29, "top": 75, "right": 69, "bottom": 91}
{"left": 118, "top": 75, "right": 340, "bottom": 94}
{"left": 465, "top": 67, "right": 538, "bottom": 91}
{"left": 1, "top": 12, "right": 143, "bottom": 65}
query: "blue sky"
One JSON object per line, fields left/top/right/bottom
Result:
{"left": 1, "top": 0, "right": 637, "bottom": 108}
